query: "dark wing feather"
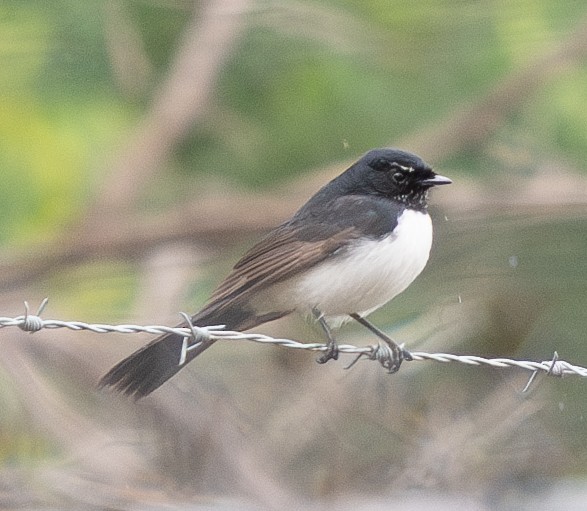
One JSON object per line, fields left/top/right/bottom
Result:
{"left": 196, "top": 226, "right": 358, "bottom": 318}
{"left": 197, "top": 194, "right": 403, "bottom": 318}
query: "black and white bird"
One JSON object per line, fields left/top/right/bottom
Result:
{"left": 100, "top": 148, "right": 451, "bottom": 398}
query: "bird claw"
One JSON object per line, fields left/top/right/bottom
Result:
{"left": 316, "top": 341, "right": 339, "bottom": 364}
{"left": 379, "top": 342, "right": 412, "bottom": 373}
{"left": 346, "top": 341, "right": 411, "bottom": 373}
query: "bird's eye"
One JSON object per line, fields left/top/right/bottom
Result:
{"left": 393, "top": 172, "right": 407, "bottom": 184}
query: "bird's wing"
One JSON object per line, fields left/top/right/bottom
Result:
{"left": 203, "top": 225, "right": 356, "bottom": 308}
{"left": 197, "top": 194, "right": 403, "bottom": 316}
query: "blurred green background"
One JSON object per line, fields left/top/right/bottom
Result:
{"left": 2, "top": 0, "right": 587, "bottom": 509}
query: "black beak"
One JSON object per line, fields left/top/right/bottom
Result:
{"left": 420, "top": 174, "right": 452, "bottom": 186}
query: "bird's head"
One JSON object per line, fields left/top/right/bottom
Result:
{"left": 350, "top": 148, "right": 451, "bottom": 207}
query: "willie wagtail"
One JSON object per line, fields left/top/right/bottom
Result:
{"left": 100, "top": 148, "right": 451, "bottom": 398}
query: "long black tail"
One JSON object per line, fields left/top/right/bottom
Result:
{"left": 99, "top": 305, "right": 288, "bottom": 399}
{"left": 98, "top": 330, "right": 213, "bottom": 399}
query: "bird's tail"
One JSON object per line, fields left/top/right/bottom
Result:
{"left": 98, "top": 329, "right": 211, "bottom": 399}
{"left": 99, "top": 304, "right": 288, "bottom": 398}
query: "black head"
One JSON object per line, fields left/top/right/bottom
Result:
{"left": 344, "top": 148, "right": 451, "bottom": 209}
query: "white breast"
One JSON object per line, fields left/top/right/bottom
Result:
{"left": 286, "top": 209, "right": 433, "bottom": 324}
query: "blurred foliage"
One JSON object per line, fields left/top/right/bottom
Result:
{"left": 45, "top": 260, "right": 139, "bottom": 321}
{"left": 2, "top": 1, "right": 587, "bottom": 507}
{"left": 1, "top": 0, "right": 587, "bottom": 243}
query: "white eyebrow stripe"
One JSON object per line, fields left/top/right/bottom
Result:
{"left": 394, "top": 163, "right": 414, "bottom": 172}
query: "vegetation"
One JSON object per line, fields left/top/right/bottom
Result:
{"left": 2, "top": 0, "right": 587, "bottom": 508}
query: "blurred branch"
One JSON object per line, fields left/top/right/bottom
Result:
{"left": 392, "top": 382, "right": 553, "bottom": 491}
{"left": 4, "top": 332, "right": 296, "bottom": 509}
{"left": 1, "top": 196, "right": 586, "bottom": 294}
{"left": 91, "top": 0, "right": 252, "bottom": 215}
{"left": 0, "top": 191, "right": 293, "bottom": 291}
{"left": 398, "top": 13, "right": 587, "bottom": 162}
{"left": 0, "top": 333, "right": 148, "bottom": 479}
{"left": 3, "top": 10, "right": 587, "bottom": 292}
{"left": 0, "top": 0, "right": 254, "bottom": 291}
{"left": 104, "top": 0, "right": 154, "bottom": 98}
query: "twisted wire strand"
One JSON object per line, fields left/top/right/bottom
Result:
{"left": 2, "top": 300, "right": 586, "bottom": 382}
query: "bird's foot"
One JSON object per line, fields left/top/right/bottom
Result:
{"left": 345, "top": 340, "right": 412, "bottom": 373}
{"left": 375, "top": 339, "right": 412, "bottom": 373}
{"left": 316, "top": 340, "right": 339, "bottom": 364}
{"left": 347, "top": 313, "right": 411, "bottom": 373}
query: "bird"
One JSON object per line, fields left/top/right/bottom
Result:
{"left": 100, "top": 148, "right": 451, "bottom": 398}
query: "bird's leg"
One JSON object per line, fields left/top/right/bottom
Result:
{"left": 349, "top": 313, "right": 412, "bottom": 373}
{"left": 312, "top": 308, "right": 339, "bottom": 364}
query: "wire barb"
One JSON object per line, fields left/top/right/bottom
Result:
{"left": 178, "top": 312, "right": 212, "bottom": 366}
{"left": 546, "top": 351, "right": 562, "bottom": 376}
{"left": 1, "top": 301, "right": 587, "bottom": 382}
{"left": 522, "top": 352, "right": 563, "bottom": 393}
{"left": 18, "top": 298, "right": 49, "bottom": 333}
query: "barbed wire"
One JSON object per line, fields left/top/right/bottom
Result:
{"left": 2, "top": 299, "right": 587, "bottom": 391}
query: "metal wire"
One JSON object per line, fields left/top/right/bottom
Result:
{"left": 2, "top": 299, "right": 586, "bottom": 386}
